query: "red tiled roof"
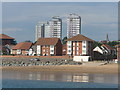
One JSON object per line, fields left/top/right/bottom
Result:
{"left": 102, "top": 44, "right": 113, "bottom": 50}
{"left": 35, "top": 38, "right": 60, "bottom": 45}
{"left": 12, "top": 42, "right": 32, "bottom": 49}
{"left": 65, "top": 34, "right": 94, "bottom": 41}
{"left": 116, "top": 44, "right": 120, "bottom": 47}
{"left": 0, "top": 34, "right": 14, "bottom": 39}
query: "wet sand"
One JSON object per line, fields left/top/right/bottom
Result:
{"left": 1, "top": 63, "right": 118, "bottom": 74}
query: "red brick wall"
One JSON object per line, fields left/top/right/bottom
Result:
{"left": 41, "top": 46, "right": 50, "bottom": 56}
{"left": 55, "top": 39, "right": 62, "bottom": 56}
{"left": 72, "top": 41, "right": 82, "bottom": 56}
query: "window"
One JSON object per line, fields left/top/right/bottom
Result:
{"left": 43, "top": 49, "right": 45, "bottom": 52}
{"left": 83, "top": 46, "right": 86, "bottom": 48}
{"left": 51, "top": 50, "right": 54, "bottom": 52}
{"left": 51, "top": 45, "right": 54, "bottom": 48}
{"left": 46, "top": 50, "right": 48, "bottom": 52}
{"left": 82, "top": 50, "right": 86, "bottom": 53}
{"left": 68, "top": 46, "right": 71, "bottom": 48}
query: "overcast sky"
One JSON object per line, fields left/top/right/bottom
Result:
{"left": 2, "top": 2, "right": 118, "bottom": 43}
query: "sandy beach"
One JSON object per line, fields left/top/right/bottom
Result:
{"left": 2, "top": 63, "right": 118, "bottom": 74}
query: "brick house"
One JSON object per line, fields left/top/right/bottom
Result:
{"left": 65, "top": 34, "right": 94, "bottom": 56}
{"left": 0, "top": 34, "right": 15, "bottom": 45}
{"left": 35, "top": 38, "right": 62, "bottom": 56}
{"left": 62, "top": 44, "right": 67, "bottom": 56}
{"left": 11, "top": 42, "right": 33, "bottom": 55}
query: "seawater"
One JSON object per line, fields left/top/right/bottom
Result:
{"left": 2, "top": 70, "right": 118, "bottom": 88}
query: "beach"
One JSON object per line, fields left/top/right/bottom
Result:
{"left": 1, "top": 56, "right": 118, "bottom": 74}
{"left": 2, "top": 63, "right": 118, "bottom": 74}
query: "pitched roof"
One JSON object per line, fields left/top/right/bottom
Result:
{"left": 102, "top": 44, "right": 113, "bottom": 50}
{"left": 12, "top": 42, "right": 32, "bottom": 49}
{"left": 116, "top": 44, "right": 120, "bottom": 47}
{"left": 35, "top": 38, "right": 60, "bottom": 45}
{"left": 65, "top": 34, "right": 94, "bottom": 41}
{"left": 0, "top": 34, "right": 14, "bottom": 39}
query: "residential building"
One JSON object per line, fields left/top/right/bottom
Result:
{"left": 49, "top": 16, "right": 62, "bottom": 39}
{"left": 29, "top": 43, "right": 37, "bottom": 56}
{"left": 93, "top": 44, "right": 116, "bottom": 60}
{"left": 0, "top": 34, "right": 15, "bottom": 45}
{"left": 11, "top": 42, "right": 33, "bottom": 55}
{"left": 67, "top": 13, "right": 81, "bottom": 38}
{"left": 0, "top": 34, "right": 16, "bottom": 55}
{"left": 35, "top": 22, "right": 45, "bottom": 41}
{"left": 35, "top": 38, "right": 62, "bottom": 56}
{"left": 101, "top": 44, "right": 115, "bottom": 55}
{"left": 62, "top": 44, "right": 67, "bottom": 56}
{"left": 65, "top": 34, "right": 94, "bottom": 56}
{"left": 44, "top": 22, "right": 51, "bottom": 38}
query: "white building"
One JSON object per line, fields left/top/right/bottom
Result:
{"left": 35, "top": 22, "right": 45, "bottom": 41}
{"left": 67, "top": 13, "right": 81, "bottom": 38}
{"left": 49, "top": 16, "right": 62, "bottom": 39}
{"left": 66, "top": 34, "right": 94, "bottom": 56}
{"left": 45, "top": 22, "right": 51, "bottom": 38}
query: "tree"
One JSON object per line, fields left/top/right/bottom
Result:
{"left": 62, "top": 37, "right": 67, "bottom": 44}
{"left": 93, "top": 41, "right": 102, "bottom": 48}
{"left": 107, "top": 41, "right": 119, "bottom": 47}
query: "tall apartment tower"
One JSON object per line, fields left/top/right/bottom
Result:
{"left": 67, "top": 13, "right": 81, "bottom": 38}
{"left": 49, "top": 16, "right": 62, "bottom": 39}
{"left": 44, "top": 22, "right": 51, "bottom": 38}
{"left": 35, "top": 22, "right": 45, "bottom": 41}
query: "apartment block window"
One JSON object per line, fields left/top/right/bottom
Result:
{"left": 82, "top": 50, "right": 86, "bottom": 53}
{"left": 46, "top": 50, "right": 48, "bottom": 52}
{"left": 43, "top": 49, "right": 45, "bottom": 52}
{"left": 68, "top": 50, "right": 71, "bottom": 52}
{"left": 68, "top": 46, "right": 71, "bottom": 48}
{"left": 51, "top": 50, "right": 54, "bottom": 52}
{"left": 83, "top": 46, "right": 86, "bottom": 48}
{"left": 51, "top": 45, "right": 54, "bottom": 48}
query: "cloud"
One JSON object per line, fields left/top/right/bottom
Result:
{"left": 2, "top": 28, "right": 24, "bottom": 32}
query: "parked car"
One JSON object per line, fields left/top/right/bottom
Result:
{"left": 29, "top": 58, "right": 40, "bottom": 61}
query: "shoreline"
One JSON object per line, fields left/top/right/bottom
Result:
{"left": 2, "top": 63, "right": 118, "bottom": 74}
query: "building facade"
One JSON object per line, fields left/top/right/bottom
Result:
{"left": 44, "top": 22, "right": 51, "bottom": 38}
{"left": 0, "top": 34, "right": 15, "bottom": 45}
{"left": 35, "top": 38, "right": 62, "bottom": 56}
{"left": 35, "top": 16, "right": 62, "bottom": 41}
{"left": 49, "top": 16, "right": 62, "bottom": 39}
{"left": 11, "top": 42, "right": 33, "bottom": 55}
{"left": 67, "top": 13, "right": 81, "bottom": 38}
{"left": 35, "top": 22, "right": 45, "bottom": 41}
{"left": 66, "top": 34, "right": 94, "bottom": 56}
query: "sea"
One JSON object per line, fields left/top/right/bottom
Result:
{"left": 2, "top": 70, "right": 119, "bottom": 88}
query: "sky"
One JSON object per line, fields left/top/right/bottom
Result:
{"left": 2, "top": 2, "right": 118, "bottom": 43}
